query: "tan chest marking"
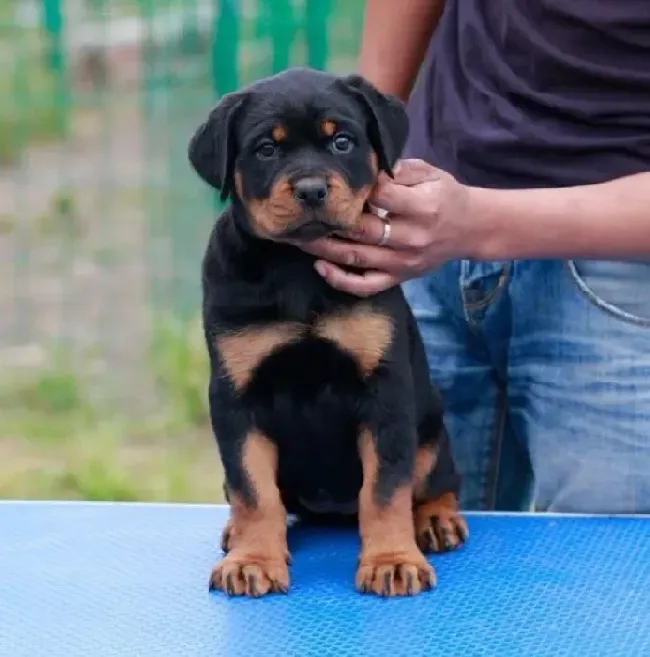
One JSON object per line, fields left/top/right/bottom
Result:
{"left": 216, "top": 322, "right": 304, "bottom": 391}
{"left": 314, "top": 307, "right": 394, "bottom": 376}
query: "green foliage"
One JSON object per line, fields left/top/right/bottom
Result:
{"left": 149, "top": 315, "right": 210, "bottom": 429}
{"left": 5, "top": 368, "right": 87, "bottom": 415}
{"left": 0, "top": 318, "right": 220, "bottom": 502}
{"left": 0, "top": 34, "right": 68, "bottom": 164}
{"left": 0, "top": 358, "right": 95, "bottom": 443}
{"left": 55, "top": 455, "right": 141, "bottom": 501}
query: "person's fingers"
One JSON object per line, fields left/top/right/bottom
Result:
{"left": 336, "top": 212, "right": 419, "bottom": 249}
{"left": 335, "top": 212, "right": 386, "bottom": 245}
{"left": 371, "top": 174, "right": 441, "bottom": 217}
{"left": 299, "top": 235, "right": 407, "bottom": 271}
{"left": 368, "top": 159, "right": 443, "bottom": 214}
{"left": 374, "top": 186, "right": 426, "bottom": 217}
{"left": 392, "top": 159, "right": 443, "bottom": 186}
{"left": 369, "top": 181, "right": 417, "bottom": 215}
{"left": 313, "top": 260, "right": 398, "bottom": 297}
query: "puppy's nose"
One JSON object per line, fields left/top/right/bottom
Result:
{"left": 293, "top": 177, "right": 328, "bottom": 206}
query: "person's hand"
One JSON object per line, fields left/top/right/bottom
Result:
{"left": 300, "top": 159, "right": 474, "bottom": 296}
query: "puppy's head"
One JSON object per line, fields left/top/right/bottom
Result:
{"left": 188, "top": 68, "right": 409, "bottom": 241}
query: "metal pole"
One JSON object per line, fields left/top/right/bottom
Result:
{"left": 41, "top": 0, "right": 69, "bottom": 135}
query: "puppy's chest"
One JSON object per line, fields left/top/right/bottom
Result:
{"left": 215, "top": 305, "right": 394, "bottom": 393}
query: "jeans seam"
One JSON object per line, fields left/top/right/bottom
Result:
{"left": 564, "top": 260, "right": 650, "bottom": 328}
{"left": 483, "top": 384, "right": 508, "bottom": 510}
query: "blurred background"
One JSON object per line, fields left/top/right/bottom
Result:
{"left": 0, "top": 0, "right": 365, "bottom": 502}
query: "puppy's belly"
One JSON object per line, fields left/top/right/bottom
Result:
{"left": 241, "top": 337, "right": 366, "bottom": 514}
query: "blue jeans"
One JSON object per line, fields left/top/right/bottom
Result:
{"left": 403, "top": 259, "right": 650, "bottom": 513}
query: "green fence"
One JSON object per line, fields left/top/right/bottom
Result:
{"left": 1, "top": 0, "right": 365, "bottom": 404}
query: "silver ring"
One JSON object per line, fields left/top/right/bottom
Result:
{"left": 377, "top": 217, "right": 392, "bottom": 247}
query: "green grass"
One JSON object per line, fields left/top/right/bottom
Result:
{"left": 0, "top": 317, "right": 223, "bottom": 503}
{"left": 0, "top": 26, "right": 69, "bottom": 164}
{"left": 149, "top": 315, "right": 210, "bottom": 429}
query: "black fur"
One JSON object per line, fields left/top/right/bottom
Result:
{"left": 190, "top": 67, "right": 460, "bottom": 520}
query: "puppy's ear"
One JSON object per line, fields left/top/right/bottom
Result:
{"left": 188, "top": 91, "right": 248, "bottom": 201}
{"left": 337, "top": 74, "right": 409, "bottom": 176}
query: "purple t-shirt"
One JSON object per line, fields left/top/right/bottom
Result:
{"left": 405, "top": 0, "right": 650, "bottom": 189}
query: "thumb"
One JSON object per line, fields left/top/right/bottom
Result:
{"left": 392, "top": 158, "right": 442, "bottom": 186}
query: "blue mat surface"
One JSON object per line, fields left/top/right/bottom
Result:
{"left": 1, "top": 502, "right": 649, "bottom": 657}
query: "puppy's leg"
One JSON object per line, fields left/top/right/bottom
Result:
{"left": 210, "top": 428, "right": 290, "bottom": 597}
{"left": 413, "top": 424, "right": 468, "bottom": 553}
{"left": 355, "top": 427, "right": 436, "bottom": 597}
{"left": 414, "top": 491, "right": 468, "bottom": 553}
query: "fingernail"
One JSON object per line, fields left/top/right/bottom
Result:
{"left": 314, "top": 261, "right": 327, "bottom": 277}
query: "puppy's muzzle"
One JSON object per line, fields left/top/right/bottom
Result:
{"left": 292, "top": 176, "right": 328, "bottom": 208}
{"left": 281, "top": 218, "right": 339, "bottom": 241}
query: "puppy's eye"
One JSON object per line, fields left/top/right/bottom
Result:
{"left": 331, "top": 133, "right": 354, "bottom": 154}
{"left": 256, "top": 142, "right": 277, "bottom": 160}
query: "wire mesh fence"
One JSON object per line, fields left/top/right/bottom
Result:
{"left": 0, "top": 0, "right": 364, "bottom": 500}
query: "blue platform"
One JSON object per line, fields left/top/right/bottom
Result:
{"left": 1, "top": 502, "right": 649, "bottom": 657}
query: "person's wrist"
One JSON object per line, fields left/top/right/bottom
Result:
{"left": 357, "top": 57, "right": 414, "bottom": 102}
{"left": 463, "top": 185, "right": 508, "bottom": 261}
{"left": 357, "top": 69, "right": 412, "bottom": 102}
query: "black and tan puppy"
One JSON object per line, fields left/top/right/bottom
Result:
{"left": 188, "top": 67, "right": 467, "bottom": 598}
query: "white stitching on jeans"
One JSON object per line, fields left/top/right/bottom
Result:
{"left": 565, "top": 260, "right": 650, "bottom": 328}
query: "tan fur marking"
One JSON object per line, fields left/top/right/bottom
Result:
{"left": 321, "top": 119, "right": 337, "bottom": 137}
{"left": 314, "top": 306, "right": 393, "bottom": 376}
{"left": 211, "top": 431, "right": 290, "bottom": 596}
{"left": 245, "top": 175, "right": 303, "bottom": 237}
{"left": 414, "top": 492, "right": 468, "bottom": 554}
{"left": 413, "top": 444, "right": 439, "bottom": 500}
{"left": 216, "top": 322, "right": 304, "bottom": 390}
{"left": 241, "top": 430, "right": 282, "bottom": 512}
{"left": 356, "top": 429, "right": 436, "bottom": 596}
{"left": 271, "top": 125, "right": 287, "bottom": 142}
{"left": 325, "top": 172, "right": 372, "bottom": 231}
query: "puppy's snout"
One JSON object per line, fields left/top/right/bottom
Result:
{"left": 292, "top": 177, "right": 328, "bottom": 207}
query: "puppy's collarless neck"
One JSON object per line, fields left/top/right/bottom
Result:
{"left": 209, "top": 205, "right": 363, "bottom": 325}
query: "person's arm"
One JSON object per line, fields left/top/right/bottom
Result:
{"left": 358, "top": 0, "right": 446, "bottom": 101}
{"left": 470, "top": 172, "right": 650, "bottom": 260}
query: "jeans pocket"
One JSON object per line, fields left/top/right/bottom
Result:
{"left": 566, "top": 259, "right": 650, "bottom": 327}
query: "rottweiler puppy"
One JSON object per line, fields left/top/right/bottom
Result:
{"left": 188, "top": 67, "right": 467, "bottom": 598}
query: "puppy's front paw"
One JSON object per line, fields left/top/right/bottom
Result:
{"left": 209, "top": 552, "right": 290, "bottom": 597}
{"left": 220, "top": 519, "right": 292, "bottom": 562}
{"left": 414, "top": 493, "right": 468, "bottom": 553}
{"left": 220, "top": 518, "right": 234, "bottom": 553}
{"left": 355, "top": 549, "right": 436, "bottom": 597}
